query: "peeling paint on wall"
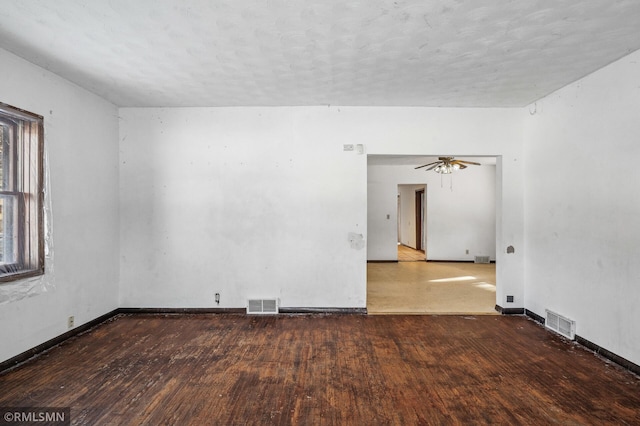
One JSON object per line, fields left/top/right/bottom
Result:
{"left": 348, "top": 232, "right": 365, "bottom": 250}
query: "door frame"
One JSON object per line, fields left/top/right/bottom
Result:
{"left": 415, "top": 188, "right": 425, "bottom": 252}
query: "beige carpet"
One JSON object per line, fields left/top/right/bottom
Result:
{"left": 367, "top": 261, "right": 497, "bottom": 315}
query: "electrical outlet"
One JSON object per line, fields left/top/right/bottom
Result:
{"left": 465, "top": 249, "right": 469, "bottom": 255}
{"left": 67, "top": 316, "right": 74, "bottom": 329}
{"left": 215, "top": 293, "right": 220, "bottom": 305}
{"left": 506, "top": 295, "right": 514, "bottom": 303}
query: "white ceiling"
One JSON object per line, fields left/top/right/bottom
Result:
{"left": 1, "top": 0, "right": 640, "bottom": 108}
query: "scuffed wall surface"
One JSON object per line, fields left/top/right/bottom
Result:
{"left": 0, "top": 49, "right": 119, "bottom": 363}
{"left": 524, "top": 49, "right": 640, "bottom": 366}
{"left": 119, "top": 107, "right": 367, "bottom": 309}
{"left": 120, "top": 106, "right": 522, "bottom": 310}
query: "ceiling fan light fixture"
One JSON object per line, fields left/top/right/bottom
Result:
{"left": 415, "top": 157, "right": 481, "bottom": 174}
{"left": 435, "top": 164, "right": 452, "bottom": 174}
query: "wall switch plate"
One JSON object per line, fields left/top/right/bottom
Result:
{"left": 343, "top": 144, "right": 354, "bottom": 151}
{"left": 68, "top": 316, "right": 75, "bottom": 329}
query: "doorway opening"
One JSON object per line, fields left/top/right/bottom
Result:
{"left": 397, "top": 184, "right": 426, "bottom": 262}
{"left": 367, "top": 155, "right": 498, "bottom": 314}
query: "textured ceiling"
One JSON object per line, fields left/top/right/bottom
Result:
{"left": 1, "top": 0, "right": 640, "bottom": 107}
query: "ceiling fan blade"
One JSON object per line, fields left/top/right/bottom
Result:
{"left": 415, "top": 161, "right": 439, "bottom": 169}
{"left": 425, "top": 163, "right": 442, "bottom": 171}
{"left": 454, "top": 160, "right": 481, "bottom": 166}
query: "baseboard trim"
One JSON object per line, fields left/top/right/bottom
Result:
{"left": 494, "top": 304, "right": 525, "bottom": 315}
{"left": 525, "top": 309, "right": 545, "bottom": 324}
{"left": 279, "top": 307, "right": 367, "bottom": 315}
{"left": 575, "top": 335, "right": 640, "bottom": 376}
{"left": 367, "top": 260, "right": 398, "bottom": 263}
{"left": 0, "top": 309, "right": 120, "bottom": 374}
{"left": 117, "top": 307, "right": 246, "bottom": 314}
{"left": 118, "top": 307, "right": 367, "bottom": 315}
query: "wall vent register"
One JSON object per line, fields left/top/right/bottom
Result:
{"left": 247, "top": 299, "right": 279, "bottom": 315}
{"left": 545, "top": 309, "right": 576, "bottom": 340}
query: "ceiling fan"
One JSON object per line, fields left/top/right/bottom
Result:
{"left": 415, "top": 157, "right": 481, "bottom": 174}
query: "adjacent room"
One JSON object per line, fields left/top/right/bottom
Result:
{"left": 367, "top": 155, "right": 498, "bottom": 314}
{"left": 1, "top": 1, "right": 640, "bottom": 423}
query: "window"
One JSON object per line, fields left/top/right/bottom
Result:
{"left": 0, "top": 102, "right": 44, "bottom": 282}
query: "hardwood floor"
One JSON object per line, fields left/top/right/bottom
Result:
{"left": 1, "top": 314, "right": 639, "bottom": 425}
{"left": 397, "top": 244, "right": 425, "bottom": 261}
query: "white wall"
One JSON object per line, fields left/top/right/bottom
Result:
{"left": 118, "top": 108, "right": 368, "bottom": 309}
{"left": 367, "top": 176, "right": 401, "bottom": 261}
{"left": 120, "top": 107, "right": 523, "bottom": 310}
{"left": 523, "top": 49, "right": 640, "bottom": 365}
{"left": 0, "top": 49, "right": 120, "bottom": 362}
{"left": 398, "top": 184, "right": 425, "bottom": 250}
{"left": 369, "top": 163, "right": 496, "bottom": 262}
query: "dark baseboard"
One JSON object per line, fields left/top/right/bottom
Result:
{"left": 279, "top": 307, "right": 367, "bottom": 315}
{"left": 0, "top": 309, "right": 120, "bottom": 374}
{"left": 575, "top": 335, "right": 640, "bottom": 376}
{"left": 525, "top": 309, "right": 545, "bottom": 324}
{"left": 117, "top": 307, "right": 246, "bottom": 314}
{"left": 118, "top": 307, "right": 367, "bottom": 315}
{"left": 494, "top": 304, "right": 525, "bottom": 315}
{"left": 367, "top": 260, "right": 398, "bottom": 263}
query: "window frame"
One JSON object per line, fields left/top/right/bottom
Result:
{"left": 0, "top": 102, "right": 45, "bottom": 283}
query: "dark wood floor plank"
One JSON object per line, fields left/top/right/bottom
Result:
{"left": 1, "top": 314, "right": 639, "bottom": 425}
